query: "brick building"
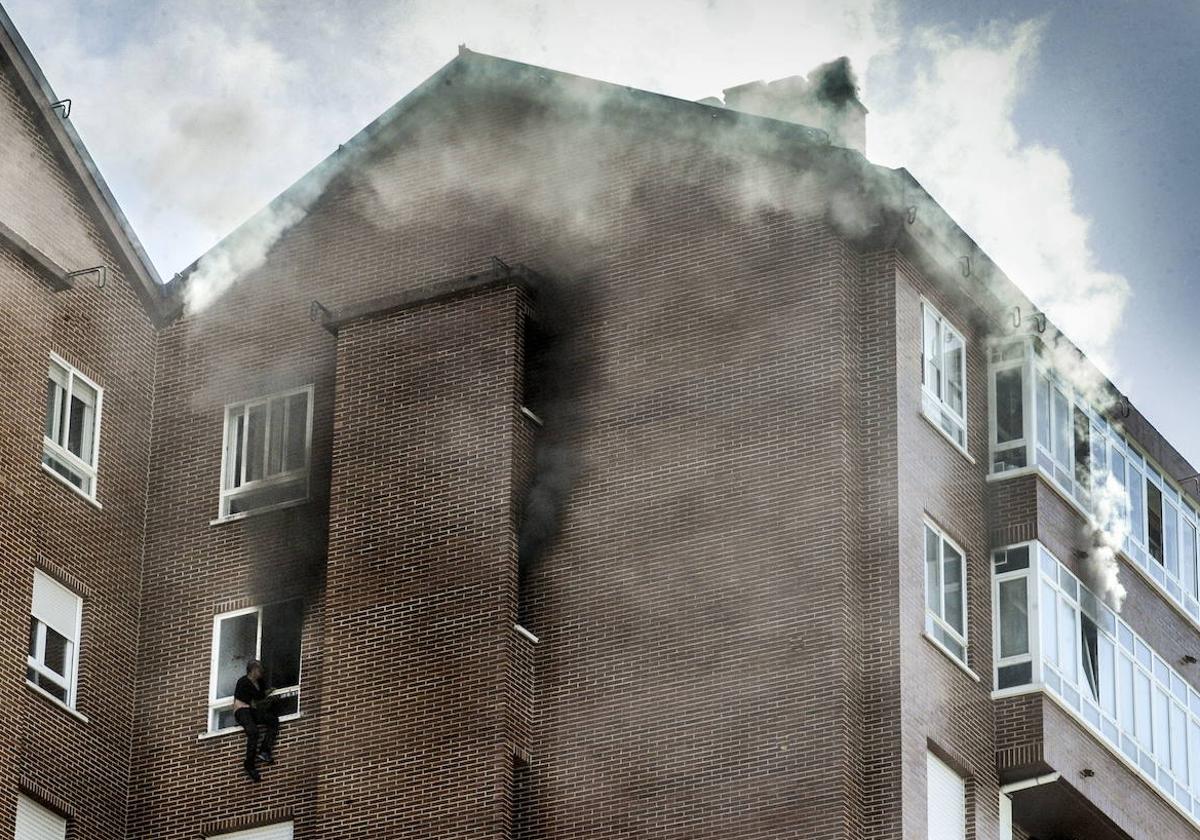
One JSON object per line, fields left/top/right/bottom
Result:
{"left": 3, "top": 5, "right": 1200, "bottom": 839}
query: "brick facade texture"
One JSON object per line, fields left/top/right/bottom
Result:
{"left": 5, "top": 45, "right": 1200, "bottom": 840}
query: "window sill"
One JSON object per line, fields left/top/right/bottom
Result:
{"left": 25, "top": 680, "right": 88, "bottom": 723}
{"left": 519, "top": 406, "right": 543, "bottom": 427}
{"left": 514, "top": 623, "right": 540, "bottom": 643}
{"left": 210, "top": 497, "right": 308, "bottom": 526}
{"left": 921, "top": 632, "right": 981, "bottom": 682}
{"left": 918, "top": 410, "right": 975, "bottom": 465}
{"left": 197, "top": 712, "right": 302, "bottom": 741}
{"left": 39, "top": 464, "right": 101, "bottom": 509}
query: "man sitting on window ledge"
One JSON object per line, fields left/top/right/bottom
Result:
{"left": 234, "top": 659, "right": 279, "bottom": 782}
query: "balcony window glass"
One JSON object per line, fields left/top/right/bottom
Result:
{"left": 999, "top": 578, "right": 1029, "bottom": 659}
{"left": 991, "top": 364, "right": 1027, "bottom": 471}
{"left": 1148, "top": 482, "right": 1165, "bottom": 564}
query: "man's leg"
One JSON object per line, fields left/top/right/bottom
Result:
{"left": 235, "top": 708, "right": 261, "bottom": 780}
{"left": 255, "top": 707, "right": 279, "bottom": 762}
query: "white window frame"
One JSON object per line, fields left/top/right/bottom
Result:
{"left": 27, "top": 569, "right": 83, "bottom": 709}
{"left": 217, "top": 385, "right": 314, "bottom": 521}
{"left": 920, "top": 300, "right": 968, "bottom": 450}
{"left": 41, "top": 353, "right": 103, "bottom": 501}
{"left": 209, "top": 822, "right": 294, "bottom": 840}
{"left": 206, "top": 603, "right": 303, "bottom": 733}
{"left": 986, "top": 337, "right": 1034, "bottom": 474}
{"left": 924, "top": 519, "right": 969, "bottom": 665}
{"left": 991, "top": 545, "right": 1036, "bottom": 692}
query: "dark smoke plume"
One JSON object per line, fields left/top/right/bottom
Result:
{"left": 810, "top": 56, "right": 858, "bottom": 109}
{"left": 516, "top": 266, "right": 593, "bottom": 626}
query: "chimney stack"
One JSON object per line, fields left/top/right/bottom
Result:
{"left": 721, "top": 57, "right": 867, "bottom": 155}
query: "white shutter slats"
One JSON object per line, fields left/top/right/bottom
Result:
{"left": 14, "top": 795, "right": 67, "bottom": 840}
{"left": 927, "top": 751, "right": 966, "bottom": 840}
{"left": 31, "top": 571, "right": 79, "bottom": 643}
{"left": 210, "top": 822, "right": 294, "bottom": 840}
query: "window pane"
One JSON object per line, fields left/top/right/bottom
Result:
{"left": 1099, "top": 636, "right": 1116, "bottom": 717}
{"left": 1041, "top": 581, "right": 1058, "bottom": 667}
{"left": 1148, "top": 482, "right": 1164, "bottom": 564}
{"left": 1053, "top": 388, "right": 1070, "bottom": 466}
{"left": 995, "top": 367, "right": 1024, "bottom": 444}
{"left": 1153, "top": 687, "right": 1170, "bottom": 766}
{"left": 215, "top": 612, "right": 259, "bottom": 698}
{"left": 1058, "top": 599, "right": 1077, "bottom": 683}
{"left": 1183, "top": 522, "right": 1197, "bottom": 600}
{"left": 285, "top": 392, "right": 308, "bottom": 472}
{"left": 229, "top": 413, "right": 246, "bottom": 489}
{"left": 43, "top": 378, "right": 61, "bottom": 440}
{"left": 42, "top": 628, "right": 69, "bottom": 677}
{"left": 261, "top": 600, "right": 303, "bottom": 689}
{"left": 1036, "top": 373, "right": 1051, "bottom": 449}
{"left": 66, "top": 377, "right": 98, "bottom": 464}
{"left": 1136, "top": 670, "right": 1152, "bottom": 746}
{"left": 997, "top": 662, "right": 1033, "bottom": 689}
{"left": 942, "top": 542, "right": 964, "bottom": 635}
{"left": 999, "top": 578, "right": 1029, "bottom": 658}
{"left": 943, "top": 329, "right": 964, "bottom": 417}
{"left": 267, "top": 397, "right": 287, "bottom": 476}
{"left": 28, "top": 616, "right": 38, "bottom": 657}
{"left": 29, "top": 671, "right": 67, "bottom": 702}
{"left": 1072, "top": 406, "right": 1090, "bottom": 491}
{"left": 1131, "top": 470, "right": 1145, "bottom": 545}
{"left": 925, "top": 526, "right": 941, "bottom": 617}
{"left": 1120, "top": 655, "right": 1136, "bottom": 733}
{"left": 923, "top": 308, "right": 941, "bottom": 395}
{"left": 993, "top": 546, "right": 1029, "bottom": 574}
{"left": 1171, "top": 702, "right": 1188, "bottom": 782}
{"left": 1165, "top": 502, "right": 1179, "bottom": 577}
{"left": 246, "top": 404, "right": 267, "bottom": 483}
{"left": 1081, "top": 614, "right": 1099, "bottom": 701}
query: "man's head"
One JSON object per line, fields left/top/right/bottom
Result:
{"left": 246, "top": 659, "right": 263, "bottom": 680}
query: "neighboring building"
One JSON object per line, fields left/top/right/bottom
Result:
{"left": 2, "top": 5, "right": 1200, "bottom": 840}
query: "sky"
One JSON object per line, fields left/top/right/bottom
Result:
{"left": 6, "top": 0, "right": 1200, "bottom": 466}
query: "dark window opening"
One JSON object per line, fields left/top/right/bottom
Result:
{"left": 1081, "top": 614, "right": 1100, "bottom": 701}
{"left": 522, "top": 316, "right": 553, "bottom": 419}
{"left": 1148, "top": 482, "right": 1165, "bottom": 564}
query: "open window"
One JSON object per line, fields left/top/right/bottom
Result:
{"left": 207, "top": 600, "right": 303, "bottom": 732}
{"left": 1148, "top": 481, "right": 1165, "bottom": 565}
{"left": 42, "top": 354, "right": 102, "bottom": 499}
{"left": 921, "top": 302, "right": 967, "bottom": 448}
{"left": 27, "top": 570, "right": 82, "bottom": 707}
{"left": 219, "top": 386, "right": 313, "bottom": 519}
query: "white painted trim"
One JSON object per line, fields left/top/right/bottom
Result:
{"left": 197, "top": 712, "right": 302, "bottom": 741}
{"left": 217, "top": 384, "right": 313, "bottom": 519}
{"left": 24, "top": 679, "right": 88, "bottom": 723}
{"left": 519, "top": 406, "right": 543, "bottom": 426}
{"left": 39, "top": 462, "right": 102, "bottom": 509}
{"left": 206, "top": 601, "right": 304, "bottom": 733}
{"left": 514, "top": 623, "right": 540, "bottom": 643}
{"left": 999, "top": 772, "right": 1061, "bottom": 794}
{"left": 209, "top": 497, "right": 307, "bottom": 526}
{"left": 919, "top": 409, "right": 975, "bottom": 464}
{"left": 922, "top": 632, "right": 981, "bottom": 682}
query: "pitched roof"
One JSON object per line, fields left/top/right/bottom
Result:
{"left": 0, "top": 2, "right": 165, "bottom": 320}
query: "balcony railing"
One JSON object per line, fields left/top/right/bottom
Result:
{"left": 993, "top": 539, "right": 1200, "bottom": 825}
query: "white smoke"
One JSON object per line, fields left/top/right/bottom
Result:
{"left": 869, "top": 19, "right": 1131, "bottom": 383}
{"left": 1086, "top": 473, "right": 1130, "bottom": 610}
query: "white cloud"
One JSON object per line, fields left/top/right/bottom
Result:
{"left": 869, "top": 19, "right": 1130, "bottom": 378}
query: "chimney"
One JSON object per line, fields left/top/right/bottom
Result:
{"left": 721, "top": 57, "right": 867, "bottom": 155}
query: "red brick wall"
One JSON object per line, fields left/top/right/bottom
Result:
{"left": 314, "top": 284, "right": 526, "bottom": 838}
{"left": 1, "top": 51, "right": 157, "bottom": 840}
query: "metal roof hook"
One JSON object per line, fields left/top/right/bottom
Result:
{"left": 1119, "top": 395, "right": 1131, "bottom": 418}
{"left": 905, "top": 205, "right": 917, "bottom": 225}
{"left": 959, "top": 256, "right": 971, "bottom": 278}
{"left": 1011, "top": 306, "right": 1021, "bottom": 330}
{"left": 51, "top": 99, "right": 71, "bottom": 119}
{"left": 1032, "top": 312, "right": 1046, "bottom": 334}
{"left": 67, "top": 265, "right": 106, "bottom": 288}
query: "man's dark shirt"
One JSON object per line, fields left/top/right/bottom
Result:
{"left": 234, "top": 675, "right": 268, "bottom": 706}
